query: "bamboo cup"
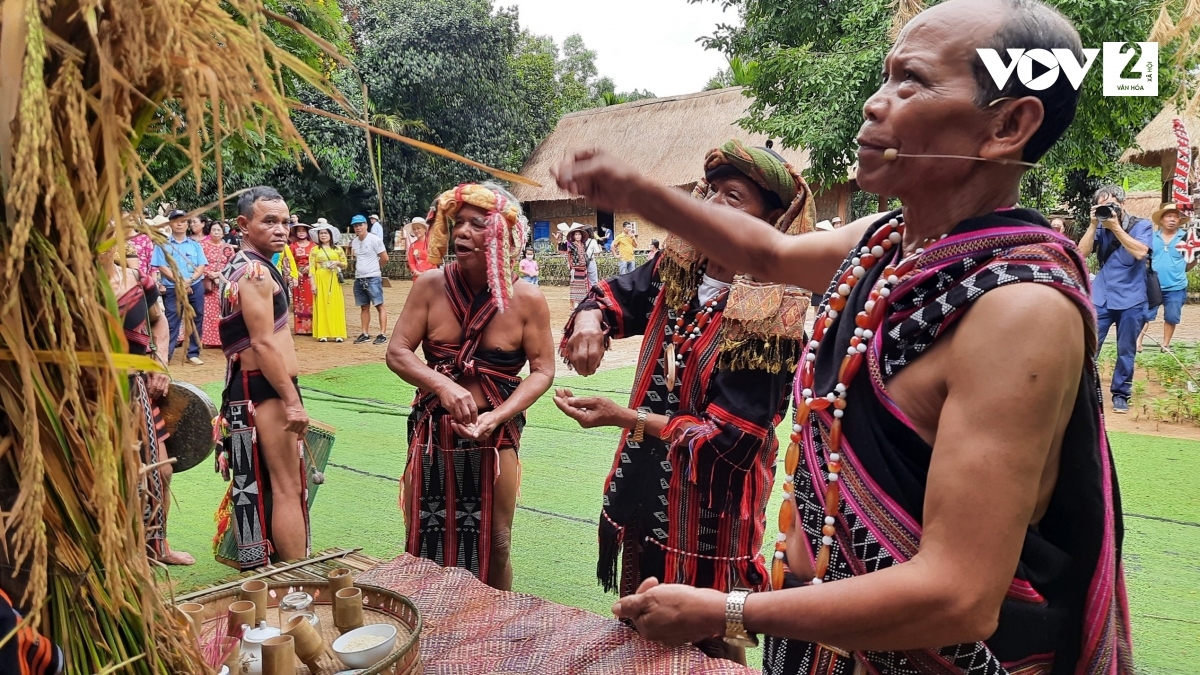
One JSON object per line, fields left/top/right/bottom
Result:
{"left": 261, "top": 635, "right": 295, "bottom": 675}
{"left": 177, "top": 602, "right": 205, "bottom": 641}
{"left": 239, "top": 579, "right": 269, "bottom": 625}
{"left": 221, "top": 636, "right": 242, "bottom": 673}
{"left": 333, "top": 587, "right": 364, "bottom": 633}
{"left": 226, "top": 600, "right": 256, "bottom": 637}
{"left": 327, "top": 567, "right": 353, "bottom": 595}
{"left": 170, "top": 605, "right": 194, "bottom": 643}
{"left": 283, "top": 615, "right": 324, "bottom": 668}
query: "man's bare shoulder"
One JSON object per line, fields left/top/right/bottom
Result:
{"left": 238, "top": 260, "right": 280, "bottom": 294}
{"left": 410, "top": 268, "right": 446, "bottom": 296}
{"left": 512, "top": 279, "right": 551, "bottom": 320}
{"left": 948, "top": 282, "right": 1086, "bottom": 375}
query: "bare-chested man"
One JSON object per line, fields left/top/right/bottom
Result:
{"left": 551, "top": 0, "right": 1132, "bottom": 671}
{"left": 214, "top": 186, "right": 310, "bottom": 571}
{"left": 387, "top": 183, "right": 553, "bottom": 591}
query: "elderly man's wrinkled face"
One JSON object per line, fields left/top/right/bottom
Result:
{"left": 856, "top": 0, "right": 1007, "bottom": 197}
{"left": 1161, "top": 211, "right": 1182, "bottom": 232}
{"left": 705, "top": 175, "right": 775, "bottom": 222}
{"left": 452, "top": 203, "right": 490, "bottom": 265}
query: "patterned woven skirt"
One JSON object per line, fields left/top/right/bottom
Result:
{"left": 570, "top": 266, "right": 589, "bottom": 305}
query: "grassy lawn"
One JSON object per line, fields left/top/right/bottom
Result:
{"left": 163, "top": 364, "right": 1199, "bottom": 673}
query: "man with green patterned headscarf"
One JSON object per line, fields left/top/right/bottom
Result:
{"left": 551, "top": 140, "right": 814, "bottom": 664}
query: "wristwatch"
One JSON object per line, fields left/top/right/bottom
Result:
{"left": 631, "top": 407, "right": 649, "bottom": 443}
{"left": 724, "top": 588, "right": 759, "bottom": 648}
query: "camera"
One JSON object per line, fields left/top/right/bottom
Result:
{"left": 1095, "top": 204, "right": 1117, "bottom": 220}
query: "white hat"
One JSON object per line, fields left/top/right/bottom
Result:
{"left": 309, "top": 222, "right": 338, "bottom": 240}
{"left": 815, "top": 220, "right": 834, "bottom": 232}
{"left": 370, "top": 214, "right": 380, "bottom": 220}
{"left": 410, "top": 216, "right": 427, "bottom": 225}
{"left": 316, "top": 217, "right": 329, "bottom": 225}
{"left": 149, "top": 214, "right": 169, "bottom": 227}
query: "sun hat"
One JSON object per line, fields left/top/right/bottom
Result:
{"left": 814, "top": 219, "right": 835, "bottom": 232}
{"left": 1151, "top": 202, "right": 1188, "bottom": 228}
{"left": 351, "top": 214, "right": 368, "bottom": 225}
{"left": 315, "top": 217, "right": 329, "bottom": 225}
{"left": 370, "top": 214, "right": 380, "bottom": 221}
{"left": 566, "top": 222, "right": 592, "bottom": 238}
{"left": 410, "top": 216, "right": 427, "bottom": 225}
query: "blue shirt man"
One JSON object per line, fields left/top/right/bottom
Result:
{"left": 1080, "top": 186, "right": 1152, "bottom": 413}
{"left": 1140, "top": 203, "right": 1196, "bottom": 352}
{"left": 151, "top": 236, "right": 207, "bottom": 289}
{"left": 152, "top": 211, "right": 209, "bottom": 363}
{"left": 1150, "top": 227, "right": 1189, "bottom": 291}
{"left": 1091, "top": 217, "right": 1152, "bottom": 310}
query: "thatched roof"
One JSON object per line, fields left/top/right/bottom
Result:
{"left": 1123, "top": 190, "right": 1162, "bottom": 219}
{"left": 511, "top": 88, "right": 819, "bottom": 203}
{"left": 1120, "top": 106, "right": 1200, "bottom": 167}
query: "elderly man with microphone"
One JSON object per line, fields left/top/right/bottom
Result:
{"left": 549, "top": 0, "right": 1132, "bottom": 672}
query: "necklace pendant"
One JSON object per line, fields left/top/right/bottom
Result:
{"left": 665, "top": 342, "right": 678, "bottom": 392}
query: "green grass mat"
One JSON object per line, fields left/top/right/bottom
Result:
{"left": 162, "top": 365, "right": 1199, "bottom": 673}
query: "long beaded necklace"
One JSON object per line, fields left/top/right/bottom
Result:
{"left": 771, "top": 216, "right": 945, "bottom": 590}
{"left": 664, "top": 287, "right": 728, "bottom": 392}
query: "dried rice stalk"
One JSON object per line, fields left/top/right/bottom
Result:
{"left": 890, "top": 0, "right": 926, "bottom": 39}
{"left": 0, "top": 0, "right": 383, "bottom": 671}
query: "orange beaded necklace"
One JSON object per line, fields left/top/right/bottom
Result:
{"left": 772, "top": 216, "right": 944, "bottom": 590}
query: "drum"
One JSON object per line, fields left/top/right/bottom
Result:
{"left": 304, "top": 420, "right": 336, "bottom": 508}
{"left": 160, "top": 381, "right": 217, "bottom": 473}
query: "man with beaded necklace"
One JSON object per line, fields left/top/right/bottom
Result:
{"left": 554, "top": 140, "right": 815, "bottom": 663}
{"left": 550, "top": 0, "right": 1132, "bottom": 673}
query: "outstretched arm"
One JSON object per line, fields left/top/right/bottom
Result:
{"left": 385, "top": 271, "right": 478, "bottom": 425}
{"left": 552, "top": 149, "right": 868, "bottom": 291}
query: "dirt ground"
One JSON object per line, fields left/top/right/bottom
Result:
{"left": 171, "top": 279, "right": 1200, "bottom": 440}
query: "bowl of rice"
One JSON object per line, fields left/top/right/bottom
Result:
{"left": 332, "top": 624, "right": 398, "bottom": 669}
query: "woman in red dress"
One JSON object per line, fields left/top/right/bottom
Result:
{"left": 290, "top": 222, "right": 316, "bottom": 335}
{"left": 200, "top": 221, "right": 235, "bottom": 347}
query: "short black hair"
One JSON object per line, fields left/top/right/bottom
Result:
{"left": 237, "top": 186, "right": 284, "bottom": 218}
{"left": 1093, "top": 184, "right": 1126, "bottom": 204}
{"left": 203, "top": 220, "right": 225, "bottom": 236}
{"left": 650, "top": 239, "right": 660, "bottom": 248}
{"left": 970, "top": 0, "right": 1083, "bottom": 163}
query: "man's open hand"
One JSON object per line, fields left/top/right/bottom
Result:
{"left": 553, "top": 388, "right": 628, "bottom": 429}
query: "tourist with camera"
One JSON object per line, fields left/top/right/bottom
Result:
{"left": 1078, "top": 185, "right": 1152, "bottom": 414}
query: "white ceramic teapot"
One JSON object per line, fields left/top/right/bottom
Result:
{"left": 238, "top": 620, "right": 281, "bottom": 675}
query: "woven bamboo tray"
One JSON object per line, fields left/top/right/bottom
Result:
{"left": 184, "top": 579, "right": 422, "bottom": 675}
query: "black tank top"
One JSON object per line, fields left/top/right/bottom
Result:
{"left": 218, "top": 249, "right": 290, "bottom": 356}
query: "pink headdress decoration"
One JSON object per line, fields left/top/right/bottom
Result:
{"left": 427, "top": 183, "right": 527, "bottom": 311}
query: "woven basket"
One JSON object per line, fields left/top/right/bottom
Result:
{"left": 183, "top": 579, "right": 422, "bottom": 674}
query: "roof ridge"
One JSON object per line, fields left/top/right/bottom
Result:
{"left": 559, "top": 87, "right": 748, "bottom": 120}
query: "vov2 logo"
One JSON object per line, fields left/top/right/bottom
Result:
{"left": 976, "top": 42, "right": 1157, "bottom": 97}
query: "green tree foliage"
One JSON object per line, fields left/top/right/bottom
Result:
{"left": 704, "top": 57, "right": 760, "bottom": 90}
{"left": 145, "top": 1, "right": 640, "bottom": 227}
{"left": 693, "top": 0, "right": 1188, "bottom": 218}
